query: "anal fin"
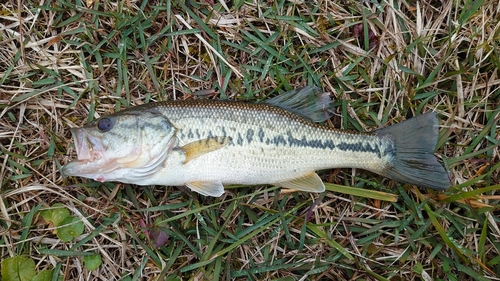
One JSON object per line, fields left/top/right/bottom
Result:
{"left": 186, "top": 181, "right": 225, "bottom": 197}
{"left": 276, "top": 172, "right": 325, "bottom": 193}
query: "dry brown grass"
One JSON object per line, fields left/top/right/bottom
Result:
{"left": 1, "top": 0, "right": 499, "bottom": 280}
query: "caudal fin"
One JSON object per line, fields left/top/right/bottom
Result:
{"left": 374, "top": 113, "right": 450, "bottom": 190}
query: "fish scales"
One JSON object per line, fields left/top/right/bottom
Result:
{"left": 149, "top": 100, "right": 390, "bottom": 184}
{"left": 62, "top": 87, "right": 450, "bottom": 197}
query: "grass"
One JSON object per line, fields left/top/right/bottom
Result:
{"left": 1, "top": 0, "right": 499, "bottom": 280}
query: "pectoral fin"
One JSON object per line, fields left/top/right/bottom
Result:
{"left": 277, "top": 172, "right": 325, "bottom": 193}
{"left": 186, "top": 181, "right": 225, "bottom": 197}
{"left": 181, "top": 137, "right": 230, "bottom": 164}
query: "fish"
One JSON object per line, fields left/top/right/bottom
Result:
{"left": 62, "top": 86, "right": 450, "bottom": 197}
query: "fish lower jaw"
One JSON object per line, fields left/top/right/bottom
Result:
{"left": 62, "top": 158, "right": 110, "bottom": 178}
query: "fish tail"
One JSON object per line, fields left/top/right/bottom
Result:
{"left": 374, "top": 112, "right": 450, "bottom": 190}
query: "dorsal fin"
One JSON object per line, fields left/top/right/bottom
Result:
{"left": 264, "top": 86, "right": 334, "bottom": 122}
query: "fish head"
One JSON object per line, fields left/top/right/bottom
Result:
{"left": 62, "top": 108, "right": 176, "bottom": 182}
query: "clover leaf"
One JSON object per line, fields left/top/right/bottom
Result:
{"left": 1, "top": 256, "right": 36, "bottom": 281}
{"left": 57, "top": 216, "right": 84, "bottom": 242}
{"left": 41, "top": 203, "right": 70, "bottom": 229}
{"left": 83, "top": 254, "right": 102, "bottom": 271}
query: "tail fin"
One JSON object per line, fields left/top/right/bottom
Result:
{"left": 374, "top": 113, "right": 450, "bottom": 190}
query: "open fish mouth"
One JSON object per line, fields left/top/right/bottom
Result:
{"left": 71, "top": 128, "right": 104, "bottom": 162}
{"left": 62, "top": 128, "right": 106, "bottom": 177}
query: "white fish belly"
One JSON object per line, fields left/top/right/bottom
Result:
{"left": 147, "top": 133, "right": 389, "bottom": 186}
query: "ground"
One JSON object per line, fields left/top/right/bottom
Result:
{"left": 0, "top": 0, "right": 499, "bottom": 280}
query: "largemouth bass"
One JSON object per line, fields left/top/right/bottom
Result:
{"left": 62, "top": 87, "right": 450, "bottom": 196}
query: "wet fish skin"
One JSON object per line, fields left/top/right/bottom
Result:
{"left": 62, "top": 88, "right": 450, "bottom": 197}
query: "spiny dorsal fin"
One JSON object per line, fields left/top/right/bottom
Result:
{"left": 276, "top": 172, "right": 325, "bottom": 193}
{"left": 265, "top": 86, "right": 334, "bottom": 122}
{"left": 180, "top": 137, "right": 230, "bottom": 164}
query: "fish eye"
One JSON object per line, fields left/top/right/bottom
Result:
{"left": 97, "top": 118, "right": 113, "bottom": 132}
